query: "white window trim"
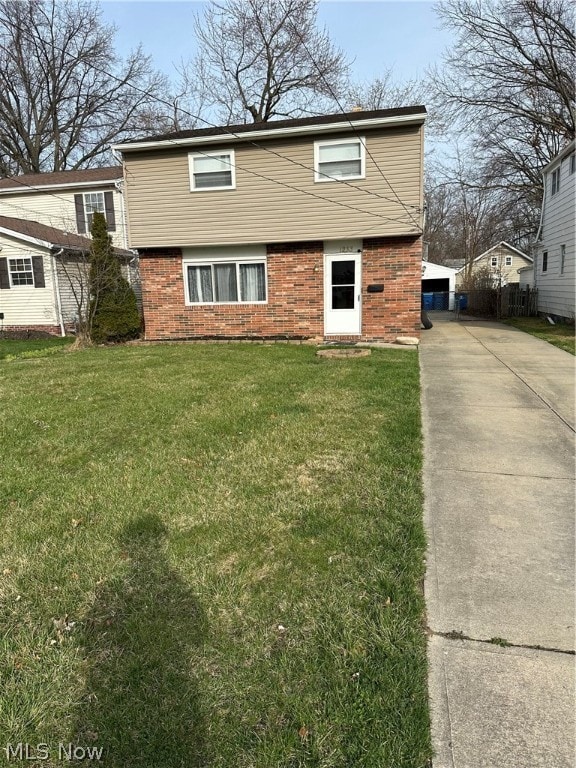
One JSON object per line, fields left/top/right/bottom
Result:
{"left": 314, "top": 137, "right": 366, "bottom": 183}
{"left": 490, "top": 256, "right": 498, "bottom": 267}
{"left": 83, "top": 191, "right": 105, "bottom": 225}
{"left": 188, "top": 150, "right": 236, "bottom": 192}
{"left": 8, "top": 256, "right": 34, "bottom": 287}
{"left": 505, "top": 256, "right": 512, "bottom": 266}
{"left": 182, "top": 257, "right": 267, "bottom": 305}
{"left": 551, "top": 167, "right": 560, "bottom": 195}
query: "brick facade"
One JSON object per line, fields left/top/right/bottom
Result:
{"left": 139, "top": 236, "right": 421, "bottom": 342}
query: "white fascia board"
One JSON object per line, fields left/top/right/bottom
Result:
{"left": 113, "top": 113, "right": 426, "bottom": 153}
{"left": 0, "top": 179, "right": 121, "bottom": 196}
{"left": 541, "top": 139, "right": 575, "bottom": 174}
{"left": 476, "top": 241, "right": 532, "bottom": 263}
{"left": 0, "top": 226, "right": 52, "bottom": 249}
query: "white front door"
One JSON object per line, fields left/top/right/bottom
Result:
{"left": 324, "top": 253, "right": 361, "bottom": 335}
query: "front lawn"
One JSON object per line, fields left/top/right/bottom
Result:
{"left": 0, "top": 343, "right": 430, "bottom": 767}
{"left": 503, "top": 317, "right": 575, "bottom": 355}
{"left": 0, "top": 336, "right": 72, "bottom": 360}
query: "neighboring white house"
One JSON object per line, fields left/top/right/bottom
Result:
{"left": 0, "top": 167, "right": 138, "bottom": 335}
{"left": 455, "top": 242, "right": 533, "bottom": 288}
{"left": 534, "top": 140, "right": 575, "bottom": 322}
{"left": 0, "top": 216, "right": 134, "bottom": 336}
{"left": 421, "top": 260, "right": 457, "bottom": 310}
{"left": 0, "top": 166, "right": 128, "bottom": 250}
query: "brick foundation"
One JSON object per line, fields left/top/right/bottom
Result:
{"left": 0, "top": 325, "right": 64, "bottom": 339}
{"left": 140, "top": 236, "right": 421, "bottom": 343}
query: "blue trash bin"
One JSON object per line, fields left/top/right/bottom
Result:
{"left": 459, "top": 293, "right": 468, "bottom": 310}
{"left": 423, "top": 293, "right": 433, "bottom": 310}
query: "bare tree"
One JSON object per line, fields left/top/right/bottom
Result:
{"left": 0, "top": 0, "right": 171, "bottom": 175}
{"left": 345, "top": 69, "right": 428, "bottom": 111}
{"left": 430, "top": 0, "right": 575, "bottom": 199}
{"left": 424, "top": 151, "right": 534, "bottom": 269}
{"left": 183, "top": 0, "right": 349, "bottom": 124}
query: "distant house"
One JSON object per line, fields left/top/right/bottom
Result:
{"left": 113, "top": 107, "right": 427, "bottom": 343}
{"left": 534, "top": 140, "right": 575, "bottom": 322}
{"left": 455, "top": 242, "right": 533, "bottom": 288}
{"left": 0, "top": 167, "right": 138, "bottom": 335}
{"left": 0, "top": 215, "right": 133, "bottom": 336}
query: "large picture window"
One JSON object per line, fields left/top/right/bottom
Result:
{"left": 189, "top": 151, "right": 235, "bottom": 191}
{"left": 314, "top": 138, "right": 365, "bottom": 182}
{"left": 185, "top": 260, "right": 266, "bottom": 304}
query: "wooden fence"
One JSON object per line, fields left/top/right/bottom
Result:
{"left": 459, "top": 286, "right": 538, "bottom": 319}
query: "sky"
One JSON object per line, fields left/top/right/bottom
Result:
{"left": 99, "top": 0, "right": 453, "bottom": 89}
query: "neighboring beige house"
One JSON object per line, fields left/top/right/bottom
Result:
{"left": 534, "top": 140, "right": 575, "bottom": 322}
{"left": 0, "top": 167, "right": 138, "bottom": 335}
{"left": 114, "top": 106, "right": 427, "bottom": 343}
{"left": 455, "top": 242, "right": 533, "bottom": 288}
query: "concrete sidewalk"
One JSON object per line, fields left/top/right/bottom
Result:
{"left": 420, "top": 314, "right": 575, "bottom": 768}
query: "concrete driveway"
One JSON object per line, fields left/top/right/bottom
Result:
{"left": 420, "top": 313, "right": 575, "bottom": 768}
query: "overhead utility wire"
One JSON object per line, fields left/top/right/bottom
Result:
{"left": 4, "top": 27, "right": 419, "bottom": 230}
{"left": 292, "top": 28, "right": 424, "bottom": 230}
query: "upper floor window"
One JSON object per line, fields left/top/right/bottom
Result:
{"left": 505, "top": 255, "right": 512, "bottom": 266}
{"left": 314, "top": 138, "right": 365, "bottom": 182}
{"left": 560, "top": 244, "right": 566, "bottom": 274}
{"left": 491, "top": 256, "right": 498, "bottom": 267}
{"left": 570, "top": 154, "right": 575, "bottom": 175}
{"left": 551, "top": 168, "right": 560, "bottom": 195}
{"left": 189, "top": 151, "right": 235, "bottom": 191}
{"left": 74, "top": 191, "right": 116, "bottom": 234}
{"left": 84, "top": 192, "right": 105, "bottom": 229}
{"left": 542, "top": 251, "right": 548, "bottom": 272}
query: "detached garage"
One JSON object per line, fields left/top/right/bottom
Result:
{"left": 421, "top": 261, "right": 457, "bottom": 310}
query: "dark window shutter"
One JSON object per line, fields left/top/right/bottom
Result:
{"left": 32, "top": 256, "right": 45, "bottom": 288}
{"left": 75, "top": 194, "right": 86, "bottom": 233}
{"left": 0, "top": 257, "right": 10, "bottom": 289}
{"left": 104, "top": 191, "right": 116, "bottom": 231}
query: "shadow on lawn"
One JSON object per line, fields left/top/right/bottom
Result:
{"left": 73, "top": 514, "right": 208, "bottom": 767}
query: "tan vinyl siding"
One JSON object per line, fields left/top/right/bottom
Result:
{"left": 455, "top": 245, "right": 532, "bottom": 287}
{"left": 0, "top": 187, "right": 128, "bottom": 249}
{"left": 0, "top": 233, "right": 57, "bottom": 326}
{"left": 123, "top": 126, "right": 424, "bottom": 247}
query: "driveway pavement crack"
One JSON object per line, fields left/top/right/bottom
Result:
{"left": 432, "top": 467, "right": 575, "bottom": 480}
{"left": 429, "top": 628, "right": 575, "bottom": 656}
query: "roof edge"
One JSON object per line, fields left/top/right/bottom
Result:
{"left": 114, "top": 107, "right": 426, "bottom": 153}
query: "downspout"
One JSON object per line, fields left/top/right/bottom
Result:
{"left": 533, "top": 174, "right": 546, "bottom": 291}
{"left": 51, "top": 248, "right": 66, "bottom": 337}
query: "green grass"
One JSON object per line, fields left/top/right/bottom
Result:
{"left": 0, "top": 336, "right": 72, "bottom": 360}
{"left": 0, "top": 343, "right": 430, "bottom": 767}
{"left": 503, "top": 317, "right": 575, "bottom": 355}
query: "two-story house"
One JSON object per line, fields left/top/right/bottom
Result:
{"left": 0, "top": 166, "right": 134, "bottom": 335}
{"left": 534, "top": 140, "right": 575, "bottom": 322}
{"left": 455, "top": 242, "right": 533, "bottom": 288}
{"left": 113, "top": 106, "right": 426, "bottom": 343}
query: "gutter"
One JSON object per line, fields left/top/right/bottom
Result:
{"left": 113, "top": 112, "right": 427, "bottom": 153}
{"left": 51, "top": 248, "right": 66, "bottom": 337}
